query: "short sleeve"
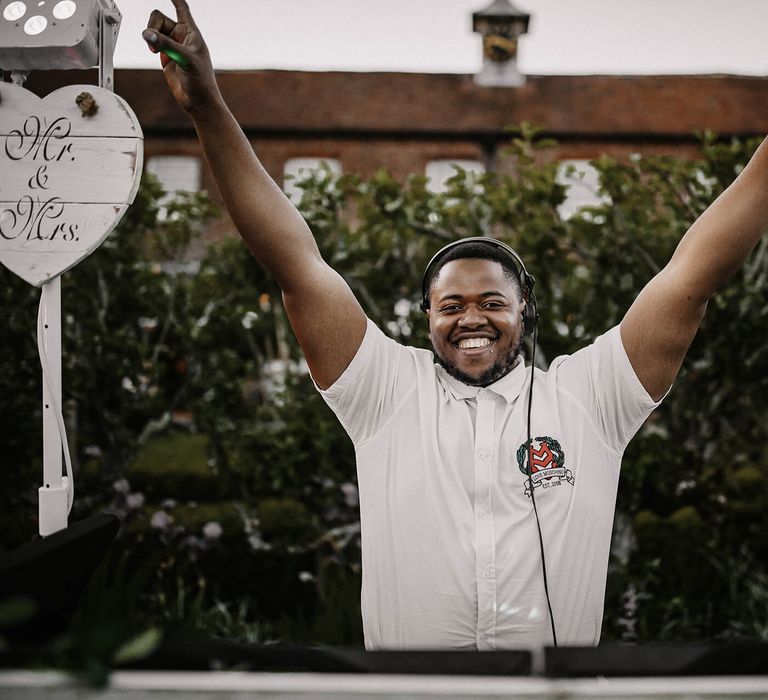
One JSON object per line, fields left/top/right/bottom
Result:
{"left": 315, "top": 318, "right": 417, "bottom": 444}
{"left": 552, "top": 325, "right": 666, "bottom": 452}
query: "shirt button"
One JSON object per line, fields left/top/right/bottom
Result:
{"left": 478, "top": 450, "right": 488, "bottom": 459}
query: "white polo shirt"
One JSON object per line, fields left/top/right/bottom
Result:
{"left": 318, "top": 318, "right": 663, "bottom": 650}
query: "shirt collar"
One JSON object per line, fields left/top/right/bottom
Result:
{"left": 436, "top": 355, "right": 528, "bottom": 405}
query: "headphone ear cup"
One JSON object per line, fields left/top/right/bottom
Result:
{"left": 520, "top": 271, "right": 537, "bottom": 336}
{"left": 523, "top": 302, "right": 537, "bottom": 336}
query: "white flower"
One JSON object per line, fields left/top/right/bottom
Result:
{"left": 394, "top": 298, "right": 411, "bottom": 318}
{"left": 112, "top": 478, "right": 130, "bottom": 494}
{"left": 138, "top": 317, "right": 159, "bottom": 332}
{"left": 150, "top": 511, "right": 172, "bottom": 530}
{"left": 202, "top": 521, "right": 223, "bottom": 540}
{"left": 195, "top": 302, "right": 216, "bottom": 329}
{"left": 126, "top": 493, "right": 145, "bottom": 510}
{"left": 241, "top": 310, "right": 259, "bottom": 330}
{"left": 298, "top": 571, "right": 315, "bottom": 583}
{"left": 248, "top": 533, "right": 271, "bottom": 552}
{"left": 161, "top": 499, "right": 177, "bottom": 510}
{"left": 341, "top": 482, "right": 359, "bottom": 508}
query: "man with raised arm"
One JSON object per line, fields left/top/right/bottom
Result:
{"left": 144, "top": 1, "right": 768, "bottom": 650}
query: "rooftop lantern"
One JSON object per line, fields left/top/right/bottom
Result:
{"left": 472, "top": 0, "right": 530, "bottom": 88}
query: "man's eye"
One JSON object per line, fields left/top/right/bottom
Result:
{"left": 441, "top": 305, "right": 462, "bottom": 313}
{"left": 484, "top": 302, "right": 505, "bottom": 309}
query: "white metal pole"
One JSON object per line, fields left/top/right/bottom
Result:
{"left": 99, "top": 9, "right": 119, "bottom": 92}
{"left": 39, "top": 276, "right": 67, "bottom": 537}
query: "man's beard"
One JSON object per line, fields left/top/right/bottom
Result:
{"left": 432, "top": 335, "right": 524, "bottom": 388}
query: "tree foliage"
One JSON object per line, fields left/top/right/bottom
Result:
{"left": 2, "top": 127, "right": 767, "bottom": 651}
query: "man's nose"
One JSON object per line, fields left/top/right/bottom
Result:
{"left": 458, "top": 305, "right": 487, "bottom": 327}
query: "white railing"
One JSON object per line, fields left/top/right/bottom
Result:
{"left": 2, "top": 671, "right": 768, "bottom": 699}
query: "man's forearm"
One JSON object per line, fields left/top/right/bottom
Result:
{"left": 670, "top": 136, "right": 768, "bottom": 301}
{"left": 190, "top": 98, "right": 323, "bottom": 293}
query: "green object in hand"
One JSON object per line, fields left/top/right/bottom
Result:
{"left": 162, "top": 48, "right": 189, "bottom": 68}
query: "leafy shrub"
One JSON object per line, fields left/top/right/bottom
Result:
{"left": 2, "top": 128, "right": 767, "bottom": 652}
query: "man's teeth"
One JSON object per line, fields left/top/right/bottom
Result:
{"left": 458, "top": 338, "right": 492, "bottom": 349}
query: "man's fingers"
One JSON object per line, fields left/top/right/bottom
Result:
{"left": 170, "top": 0, "right": 195, "bottom": 26}
{"left": 146, "top": 9, "right": 177, "bottom": 35}
{"left": 145, "top": 3, "right": 202, "bottom": 67}
{"left": 142, "top": 28, "right": 190, "bottom": 66}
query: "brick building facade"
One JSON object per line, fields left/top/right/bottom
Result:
{"left": 25, "top": 68, "right": 768, "bottom": 245}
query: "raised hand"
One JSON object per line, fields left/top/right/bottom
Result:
{"left": 142, "top": 0, "right": 220, "bottom": 114}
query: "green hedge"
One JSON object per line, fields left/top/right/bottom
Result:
{"left": 3, "top": 128, "right": 768, "bottom": 661}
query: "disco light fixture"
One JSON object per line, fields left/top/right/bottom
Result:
{"left": 0, "top": 0, "right": 121, "bottom": 74}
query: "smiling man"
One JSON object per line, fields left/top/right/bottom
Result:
{"left": 312, "top": 233, "right": 659, "bottom": 650}
{"left": 145, "top": 1, "right": 768, "bottom": 651}
{"left": 425, "top": 243, "right": 528, "bottom": 387}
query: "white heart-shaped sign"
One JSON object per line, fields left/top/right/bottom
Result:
{"left": 0, "top": 83, "right": 143, "bottom": 287}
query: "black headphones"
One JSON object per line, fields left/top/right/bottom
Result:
{"left": 420, "top": 236, "right": 538, "bottom": 336}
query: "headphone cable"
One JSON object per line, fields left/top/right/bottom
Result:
{"left": 526, "top": 325, "right": 558, "bottom": 647}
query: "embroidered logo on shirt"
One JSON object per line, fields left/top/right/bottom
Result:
{"left": 516, "top": 436, "right": 575, "bottom": 497}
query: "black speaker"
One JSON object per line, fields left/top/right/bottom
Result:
{"left": 546, "top": 643, "right": 768, "bottom": 677}
{"left": 123, "top": 639, "right": 532, "bottom": 675}
{"left": 0, "top": 512, "right": 120, "bottom": 644}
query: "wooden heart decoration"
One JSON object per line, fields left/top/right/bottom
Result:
{"left": 0, "top": 83, "right": 143, "bottom": 287}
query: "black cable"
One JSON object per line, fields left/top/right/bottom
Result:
{"left": 525, "top": 325, "right": 558, "bottom": 647}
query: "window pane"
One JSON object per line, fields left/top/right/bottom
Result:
{"left": 425, "top": 159, "right": 485, "bottom": 194}
{"left": 283, "top": 157, "right": 342, "bottom": 203}
{"left": 556, "top": 160, "right": 607, "bottom": 220}
{"left": 146, "top": 155, "right": 202, "bottom": 195}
